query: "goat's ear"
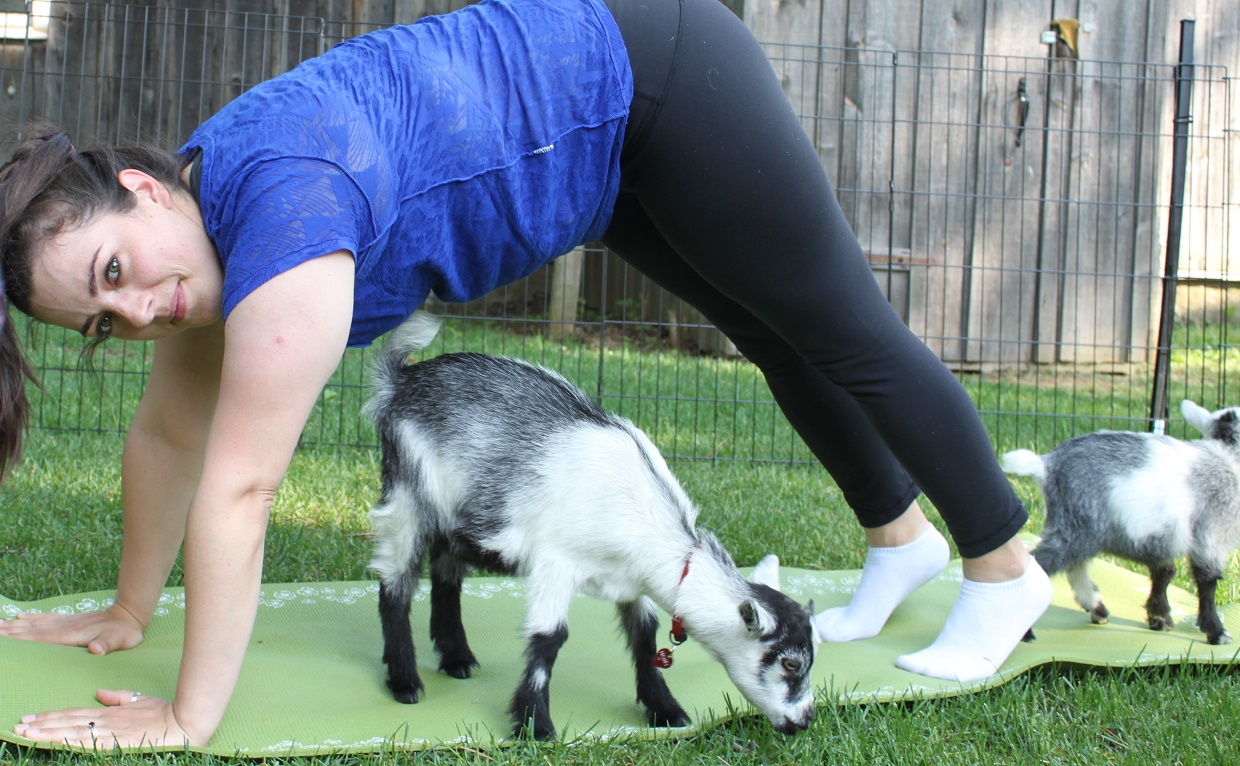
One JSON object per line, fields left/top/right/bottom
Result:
{"left": 750, "top": 554, "right": 782, "bottom": 591}
{"left": 739, "top": 598, "right": 773, "bottom": 638}
{"left": 805, "top": 601, "right": 823, "bottom": 644}
{"left": 1182, "top": 400, "right": 1213, "bottom": 435}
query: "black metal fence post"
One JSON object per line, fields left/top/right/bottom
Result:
{"left": 1149, "top": 19, "right": 1196, "bottom": 434}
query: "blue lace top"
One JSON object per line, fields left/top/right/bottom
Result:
{"left": 180, "top": 0, "right": 632, "bottom": 347}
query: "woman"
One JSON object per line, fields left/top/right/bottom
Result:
{"left": 0, "top": 0, "right": 1050, "bottom": 747}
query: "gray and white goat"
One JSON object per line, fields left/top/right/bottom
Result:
{"left": 1002, "top": 400, "right": 1240, "bottom": 645}
{"left": 364, "top": 312, "right": 819, "bottom": 740}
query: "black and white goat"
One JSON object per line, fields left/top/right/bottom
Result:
{"left": 1002, "top": 400, "right": 1240, "bottom": 645}
{"left": 364, "top": 312, "right": 819, "bottom": 740}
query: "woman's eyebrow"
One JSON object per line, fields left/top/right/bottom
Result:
{"left": 79, "top": 246, "right": 102, "bottom": 335}
{"left": 86, "top": 246, "right": 101, "bottom": 297}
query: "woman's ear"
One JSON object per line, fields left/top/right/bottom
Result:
{"left": 116, "top": 168, "right": 173, "bottom": 208}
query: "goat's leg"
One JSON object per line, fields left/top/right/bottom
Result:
{"left": 509, "top": 625, "right": 568, "bottom": 740}
{"left": 379, "top": 576, "right": 425, "bottom": 703}
{"left": 370, "top": 470, "right": 433, "bottom": 703}
{"left": 1189, "top": 559, "right": 1232, "bottom": 645}
{"left": 618, "top": 598, "right": 690, "bottom": 728}
{"left": 509, "top": 573, "right": 579, "bottom": 739}
{"left": 429, "top": 549, "right": 479, "bottom": 678}
{"left": 1031, "top": 530, "right": 1079, "bottom": 578}
{"left": 1065, "top": 562, "right": 1108, "bottom": 624}
{"left": 1033, "top": 539, "right": 1108, "bottom": 629}
{"left": 1145, "top": 560, "right": 1177, "bottom": 632}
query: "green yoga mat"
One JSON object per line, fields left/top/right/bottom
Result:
{"left": 3, "top": 559, "right": 1238, "bottom": 757}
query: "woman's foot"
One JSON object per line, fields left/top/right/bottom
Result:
{"left": 814, "top": 525, "right": 950, "bottom": 642}
{"left": 896, "top": 557, "right": 1052, "bottom": 682}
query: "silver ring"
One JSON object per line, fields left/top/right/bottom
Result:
{"left": 130, "top": 692, "right": 142, "bottom": 703}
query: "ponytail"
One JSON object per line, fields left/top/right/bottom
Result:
{"left": 0, "top": 305, "right": 34, "bottom": 480}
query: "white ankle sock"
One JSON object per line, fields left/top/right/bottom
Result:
{"left": 814, "top": 526, "right": 950, "bottom": 642}
{"left": 896, "top": 558, "right": 1052, "bottom": 682}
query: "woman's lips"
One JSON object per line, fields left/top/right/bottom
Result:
{"left": 171, "top": 283, "right": 186, "bottom": 323}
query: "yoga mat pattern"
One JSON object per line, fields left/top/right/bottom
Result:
{"left": 2, "top": 559, "right": 1237, "bottom": 756}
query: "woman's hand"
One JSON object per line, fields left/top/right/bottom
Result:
{"left": 13, "top": 690, "right": 193, "bottom": 748}
{"left": 0, "top": 603, "right": 144, "bottom": 655}
{"left": 7, "top": 253, "right": 357, "bottom": 749}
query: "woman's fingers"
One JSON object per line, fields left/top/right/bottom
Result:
{"left": 0, "top": 611, "right": 72, "bottom": 641}
{"left": 0, "top": 606, "right": 143, "bottom": 653}
{"left": 13, "top": 694, "right": 189, "bottom": 748}
{"left": 96, "top": 688, "right": 146, "bottom": 706}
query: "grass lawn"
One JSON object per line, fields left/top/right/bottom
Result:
{"left": 2, "top": 318, "right": 1239, "bottom": 764}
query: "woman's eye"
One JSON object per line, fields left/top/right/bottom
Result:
{"left": 781, "top": 657, "right": 802, "bottom": 674}
{"left": 105, "top": 257, "right": 120, "bottom": 282}
{"left": 98, "top": 314, "right": 113, "bottom": 337}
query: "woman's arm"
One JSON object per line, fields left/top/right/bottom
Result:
{"left": 14, "top": 252, "right": 356, "bottom": 747}
{"left": 113, "top": 320, "right": 226, "bottom": 645}
{"left": 0, "top": 322, "right": 225, "bottom": 653}
{"left": 173, "top": 251, "right": 355, "bottom": 742}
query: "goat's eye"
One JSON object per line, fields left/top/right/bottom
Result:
{"left": 781, "top": 657, "right": 802, "bottom": 674}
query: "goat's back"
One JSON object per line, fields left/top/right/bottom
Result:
{"left": 370, "top": 351, "right": 610, "bottom": 446}
{"left": 1038, "top": 430, "right": 1240, "bottom": 559}
{"left": 367, "top": 352, "right": 700, "bottom": 579}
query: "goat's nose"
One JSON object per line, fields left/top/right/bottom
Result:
{"left": 789, "top": 705, "right": 816, "bottom": 731}
{"left": 774, "top": 718, "right": 804, "bottom": 735}
{"left": 773, "top": 707, "right": 816, "bottom": 735}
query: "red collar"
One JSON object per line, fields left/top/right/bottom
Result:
{"left": 653, "top": 547, "right": 696, "bottom": 669}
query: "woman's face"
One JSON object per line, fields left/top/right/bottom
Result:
{"left": 27, "top": 169, "right": 223, "bottom": 342}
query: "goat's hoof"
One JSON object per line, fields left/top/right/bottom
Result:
{"left": 1208, "top": 631, "right": 1233, "bottom": 646}
{"left": 391, "top": 688, "right": 424, "bottom": 704}
{"left": 1090, "top": 605, "right": 1109, "bottom": 624}
{"left": 387, "top": 680, "right": 425, "bottom": 704}
{"left": 1148, "top": 616, "right": 1174, "bottom": 632}
{"left": 513, "top": 721, "right": 556, "bottom": 741}
{"left": 648, "top": 707, "right": 691, "bottom": 728}
{"left": 510, "top": 704, "right": 556, "bottom": 741}
{"left": 440, "top": 658, "right": 479, "bottom": 679}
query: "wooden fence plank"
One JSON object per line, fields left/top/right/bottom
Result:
{"left": 906, "top": 0, "right": 986, "bottom": 360}
{"left": 965, "top": 0, "right": 1052, "bottom": 365}
{"left": 1058, "top": 0, "right": 1155, "bottom": 363}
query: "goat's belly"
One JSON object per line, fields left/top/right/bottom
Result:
{"left": 580, "top": 577, "right": 643, "bottom": 604}
{"left": 1103, "top": 520, "right": 1192, "bottom": 561}
{"left": 1108, "top": 484, "right": 1194, "bottom": 554}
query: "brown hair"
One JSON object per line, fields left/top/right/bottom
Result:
{"left": 0, "top": 123, "right": 186, "bottom": 481}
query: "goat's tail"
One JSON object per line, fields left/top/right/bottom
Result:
{"left": 383, "top": 311, "right": 443, "bottom": 358}
{"left": 363, "top": 311, "right": 443, "bottom": 422}
{"left": 1000, "top": 449, "right": 1045, "bottom": 480}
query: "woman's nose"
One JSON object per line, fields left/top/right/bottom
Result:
{"left": 110, "top": 290, "right": 156, "bottom": 329}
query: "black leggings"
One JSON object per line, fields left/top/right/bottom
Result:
{"left": 599, "top": 0, "right": 1025, "bottom": 558}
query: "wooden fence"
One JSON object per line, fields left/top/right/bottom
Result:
{"left": 737, "top": 0, "right": 1238, "bottom": 370}
{"left": 1, "top": 0, "right": 1235, "bottom": 371}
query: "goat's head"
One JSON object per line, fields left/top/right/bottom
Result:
{"left": 699, "top": 555, "right": 820, "bottom": 734}
{"left": 1182, "top": 400, "right": 1240, "bottom": 446}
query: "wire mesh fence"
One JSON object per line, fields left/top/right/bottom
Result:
{"left": 4, "top": 1, "right": 1237, "bottom": 463}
